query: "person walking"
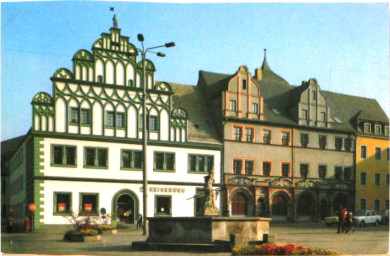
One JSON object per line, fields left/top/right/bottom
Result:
{"left": 345, "top": 209, "right": 355, "bottom": 233}
{"left": 7, "top": 215, "right": 14, "bottom": 233}
{"left": 337, "top": 205, "right": 346, "bottom": 233}
{"left": 136, "top": 214, "right": 143, "bottom": 230}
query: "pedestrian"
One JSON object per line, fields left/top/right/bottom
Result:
{"left": 25, "top": 216, "right": 31, "bottom": 232}
{"left": 337, "top": 205, "right": 346, "bottom": 233}
{"left": 136, "top": 214, "right": 143, "bottom": 230}
{"left": 8, "top": 215, "right": 14, "bottom": 233}
{"left": 345, "top": 209, "right": 355, "bottom": 233}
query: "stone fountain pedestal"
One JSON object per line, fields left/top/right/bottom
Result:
{"left": 132, "top": 216, "right": 271, "bottom": 252}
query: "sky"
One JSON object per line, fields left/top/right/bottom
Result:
{"left": 1, "top": 1, "right": 389, "bottom": 141}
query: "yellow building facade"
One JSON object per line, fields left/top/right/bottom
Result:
{"left": 356, "top": 135, "right": 389, "bottom": 213}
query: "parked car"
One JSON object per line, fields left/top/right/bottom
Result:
{"left": 353, "top": 210, "right": 382, "bottom": 226}
{"left": 380, "top": 210, "right": 388, "bottom": 224}
{"left": 324, "top": 212, "right": 339, "bottom": 226}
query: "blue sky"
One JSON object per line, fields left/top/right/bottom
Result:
{"left": 1, "top": 1, "right": 389, "bottom": 141}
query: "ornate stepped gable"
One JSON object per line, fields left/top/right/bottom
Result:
{"left": 31, "top": 17, "right": 189, "bottom": 143}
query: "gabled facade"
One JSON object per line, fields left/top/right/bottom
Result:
{"left": 9, "top": 17, "right": 222, "bottom": 231}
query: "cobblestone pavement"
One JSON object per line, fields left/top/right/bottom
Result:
{"left": 1, "top": 222, "right": 388, "bottom": 255}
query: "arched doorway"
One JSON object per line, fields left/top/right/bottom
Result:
{"left": 112, "top": 189, "right": 139, "bottom": 225}
{"left": 297, "top": 194, "right": 313, "bottom": 221}
{"left": 271, "top": 194, "right": 288, "bottom": 221}
{"left": 258, "top": 198, "right": 267, "bottom": 217}
{"left": 232, "top": 193, "right": 248, "bottom": 216}
{"left": 333, "top": 193, "right": 349, "bottom": 213}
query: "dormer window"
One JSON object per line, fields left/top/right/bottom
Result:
{"left": 252, "top": 103, "right": 259, "bottom": 114}
{"left": 302, "top": 110, "right": 308, "bottom": 120}
{"left": 242, "top": 79, "right": 247, "bottom": 90}
{"left": 375, "top": 124, "right": 382, "bottom": 134}
{"left": 320, "top": 112, "right": 326, "bottom": 122}
{"left": 364, "top": 123, "right": 371, "bottom": 133}
{"left": 385, "top": 126, "right": 389, "bottom": 136}
{"left": 229, "top": 100, "right": 237, "bottom": 111}
{"left": 312, "top": 91, "right": 317, "bottom": 100}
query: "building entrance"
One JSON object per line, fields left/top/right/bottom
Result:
{"left": 232, "top": 193, "right": 247, "bottom": 216}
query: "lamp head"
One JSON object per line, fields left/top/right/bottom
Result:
{"left": 157, "top": 52, "right": 166, "bottom": 57}
{"left": 165, "top": 42, "right": 175, "bottom": 48}
{"left": 137, "top": 34, "right": 144, "bottom": 42}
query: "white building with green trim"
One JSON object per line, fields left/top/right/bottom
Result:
{"left": 8, "top": 18, "right": 222, "bottom": 231}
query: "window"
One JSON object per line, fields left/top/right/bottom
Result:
{"left": 69, "top": 107, "right": 79, "bottom": 123}
{"left": 263, "top": 130, "right": 271, "bottom": 144}
{"left": 128, "top": 79, "right": 134, "bottom": 87}
{"left": 54, "top": 192, "right": 71, "bottom": 215}
{"left": 245, "top": 161, "right": 253, "bottom": 175}
{"left": 375, "top": 199, "right": 380, "bottom": 212}
{"left": 234, "top": 127, "right": 242, "bottom": 141}
{"left": 121, "top": 150, "right": 143, "bottom": 169}
{"left": 84, "top": 147, "right": 108, "bottom": 168}
{"left": 375, "top": 147, "right": 381, "bottom": 160}
{"left": 386, "top": 174, "right": 389, "bottom": 187}
{"left": 360, "top": 172, "right": 367, "bottom": 186}
{"left": 319, "top": 135, "right": 327, "bottom": 149}
{"left": 300, "top": 164, "right": 308, "bottom": 179}
{"left": 80, "top": 193, "right": 98, "bottom": 215}
{"left": 155, "top": 195, "right": 171, "bottom": 216}
{"left": 188, "top": 154, "right": 213, "bottom": 173}
{"left": 318, "top": 165, "right": 327, "bottom": 179}
{"left": 335, "top": 166, "right": 342, "bottom": 180}
{"left": 245, "top": 128, "right": 253, "bottom": 142}
{"left": 233, "top": 160, "right": 242, "bottom": 174}
{"left": 51, "top": 145, "right": 76, "bottom": 166}
{"left": 385, "top": 126, "right": 389, "bottom": 136}
{"left": 242, "top": 79, "right": 247, "bottom": 90}
{"left": 375, "top": 173, "right": 381, "bottom": 186}
{"left": 252, "top": 103, "right": 259, "bottom": 114}
{"left": 302, "top": 110, "right": 308, "bottom": 120}
{"left": 97, "top": 75, "right": 103, "bottom": 82}
{"left": 312, "top": 91, "right": 316, "bottom": 100}
{"left": 2, "top": 179, "right": 6, "bottom": 194}
{"left": 138, "top": 114, "right": 159, "bottom": 131}
{"left": 375, "top": 125, "right": 382, "bottom": 134}
{"left": 361, "top": 145, "right": 367, "bottom": 159}
{"left": 344, "top": 167, "right": 352, "bottom": 180}
{"left": 360, "top": 199, "right": 366, "bottom": 211}
{"left": 386, "top": 200, "right": 389, "bottom": 210}
{"left": 80, "top": 109, "right": 90, "bottom": 125}
{"left": 344, "top": 139, "right": 352, "bottom": 152}
{"left": 282, "top": 163, "right": 290, "bottom": 177}
{"left": 106, "top": 111, "right": 125, "bottom": 128}
{"left": 320, "top": 112, "right": 326, "bottom": 122}
{"left": 281, "top": 132, "right": 289, "bottom": 146}
{"left": 154, "top": 152, "right": 175, "bottom": 171}
{"left": 263, "top": 162, "right": 271, "bottom": 176}
{"left": 229, "top": 100, "right": 237, "bottom": 111}
{"left": 301, "top": 133, "right": 309, "bottom": 147}
{"left": 364, "top": 123, "right": 371, "bottom": 133}
{"left": 335, "top": 137, "right": 343, "bottom": 151}
{"left": 387, "top": 148, "right": 390, "bottom": 161}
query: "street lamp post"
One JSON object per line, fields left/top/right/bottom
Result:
{"left": 135, "top": 34, "right": 175, "bottom": 235}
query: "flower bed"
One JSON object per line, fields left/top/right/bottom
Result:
{"left": 63, "top": 229, "right": 101, "bottom": 242}
{"left": 232, "top": 244, "right": 339, "bottom": 255}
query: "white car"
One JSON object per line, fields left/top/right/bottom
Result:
{"left": 353, "top": 210, "right": 382, "bottom": 226}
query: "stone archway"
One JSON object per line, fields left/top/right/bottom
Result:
{"left": 112, "top": 189, "right": 139, "bottom": 225}
{"left": 229, "top": 188, "right": 253, "bottom": 217}
{"left": 296, "top": 192, "right": 315, "bottom": 221}
{"left": 271, "top": 192, "right": 290, "bottom": 221}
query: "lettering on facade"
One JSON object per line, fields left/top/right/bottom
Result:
{"left": 146, "top": 187, "right": 186, "bottom": 193}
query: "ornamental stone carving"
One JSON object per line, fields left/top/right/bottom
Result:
{"left": 229, "top": 176, "right": 254, "bottom": 186}
{"left": 296, "top": 179, "right": 315, "bottom": 188}
{"left": 270, "top": 178, "right": 292, "bottom": 188}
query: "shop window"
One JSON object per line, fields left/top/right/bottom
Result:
{"left": 360, "top": 172, "right": 367, "bottom": 186}
{"left": 54, "top": 192, "right": 71, "bottom": 215}
{"left": 80, "top": 193, "right": 98, "bottom": 215}
{"left": 318, "top": 165, "right": 327, "bottom": 179}
{"left": 281, "top": 163, "right": 290, "bottom": 177}
{"left": 245, "top": 161, "right": 253, "bottom": 175}
{"left": 51, "top": 145, "right": 77, "bottom": 166}
{"left": 155, "top": 195, "right": 171, "bottom": 216}
{"left": 335, "top": 137, "right": 342, "bottom": 151}
{"left": 233, "top": 160, "right": 242, "bottom": 174}
{"left": 301, "top": 133, "right": 309, "bottom": 148}
{"left": 361, "top": 145, "right": 367, "bottom": 159}
{"left": 154, "top": 152, "right": 175, "bottom": 172}
{"left": 234, "top": 127, "right": 242, "bottom": 141}
{"left": 263, "top": 130, "right": 271, "bottom": 144}
{"left": 300, "top": 164, "right": 308, "bottom": 179}
{"left": 121, "top": 150, "right": 143, "bottom": 169}
{"left": 188, "top": 154, "right": 213, "bottom": 173}
{"left": 263, "top": 162, "right": 271, "bottom": 176}
{"left": 84, "top": 147, "right": 108, "bottom": 168}
{"left": 375, "top": 147, "right": 381, "bottom": 160}
{"left": 245, "top": 128, "right": 253, "bottom": 142}
{"left": 319, "top": 135, "right": 327, "bottom": 149}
